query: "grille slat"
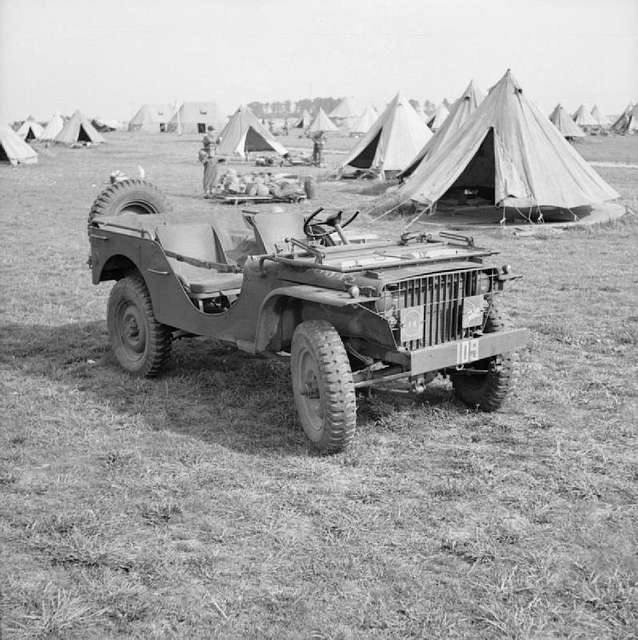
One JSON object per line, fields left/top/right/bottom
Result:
{"left": 392, "top": 269, "right": 494, "bottom": 349}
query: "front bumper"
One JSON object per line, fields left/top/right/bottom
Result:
{"left": 410, "top": 329, "right": 528, "bottom": 375}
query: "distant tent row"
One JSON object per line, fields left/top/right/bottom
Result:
{"left": 337, "top": 92, "right": 431, "bottom": 179}
{"left": 129, "top": 104, "right": 173, "bottom": 132}
{"left": 128, "top": 102, "right": 225, "bottom": 134}
{"left": 351, "top": 105, "right": 378, "bottom": 135}
{"left": 294, "top": 109, "right": 313, "bottom": 129}
{"left": 0, "top": 125, "right": 38, "bottom": 164}
{"left": 307, "top": 107, "right": 339, "bottom": 134}
{"left": 167, "top": 102, "right": 225, "bottom": 134}
{"left": 329, "top": 97, "right": 365, "bottom": 131}
{"left": 427, "top": 103, "right": 450, "bottom": 131}
{"left": 365, "top": 70, "right": 618, "bottom": 216}
{"left": 12, "top": 110, "right": 104, "bottom": 146}
{"left": 549, "top": 104, "right": 585, "bottom": 139}
{"left": 55, "top": 110, "right": 105, "bottom": 145}
{"left": 572, "top": 104, "right": 598, "bottom": 129}
{"left": 293, "top": 102, "right": 379, "bottom": 135}
{"left": 40, "top": 112, "right": 64, "bottom": 140}
{"left": 216, "top": 105, "right": 287, "bottom": 157}
{"left": 17, "top": 117, "right": 43, "bottom": 141}
{"left": 591, "top": 105, "right": 609, "bottom": 127}
{"left": 611, "top": 103, "right": 638, "bottom": 134}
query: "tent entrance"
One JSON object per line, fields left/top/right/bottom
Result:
{"left": 348, "top": 129, "right": 382, "bottom": 169}
{"left": 197, "top": 123, "right": 206, "bottom": 134}
{"left": 25, "top": 128, "right": 36, "bottom": 141}
{"left": 0, "top": 145, "right": 9, "bottom": 162}
{"left": 245, "top": 126, "right": 274, "bottom": 153}
{"left": 441, "top": 128, "right": 496, "bottom": 205}
{"left": 78, "top": 125, "right": 92, "bottom": 142}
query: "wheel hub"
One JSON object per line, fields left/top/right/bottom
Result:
{"left": 120, "top": 305, "right": 145, "bottom": 353}
{"left": 302, "top": 377, "right": 319, "bottom": 399}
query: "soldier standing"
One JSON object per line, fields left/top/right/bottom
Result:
{"left": 199, "top": 135, "right": 219, "bottom": 198}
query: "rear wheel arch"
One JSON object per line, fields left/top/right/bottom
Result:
{"left": 98, "top": 254, "right": 140, "bottom": 283}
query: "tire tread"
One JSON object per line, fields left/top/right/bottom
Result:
{"left": 108, "top": 274, "right": 172, "bottom": 377}
{"left": 291, "top": 321, "right": 356, "bottom": 453}
{"left": 89, "top": 179, "right": 172, "bottom": 222}
{"left": 452, "top": 303, "right": 515, "bottom": 412}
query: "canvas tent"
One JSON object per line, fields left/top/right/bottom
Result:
{"left": 549, "top": 104, "right": 585, "bottom": 139}
{"left": 128, "top": 104, "right": 173, "bottom": 132}
{"left": 427, "top": 103, "right": 449, "bottom": 131}
{"left": 40, "top": 113, "right": 64, "bottom": 140}
{"left": 399, "top": 80, "right": 485, "bottom": 180}
{"left": 307, "top": 107, "right": 340, "bottom": 134}
{"left": 337, "top": 92, "right": 432, "bottom": 179}
{"left": 294, "top": 109, "right": 313, "bottom": 129}
{"left": 54, "top": 110, "right": 105, "bottom": 145}
{"left": 572, "top": 104, "right": 598, "bottom": 129}
{"left": 367, "top": 70, "right": 618, "bottom": 215}
{"left": 93, "top": 118, "right": 124, "bottom": 132}
{"left": 590, "top": 105, "right": 609, "bottom": 127}
{"left": 350, "top": 105, "right": 378, "bottom": 135}
{"left": 216, "top": 105, "right": 287, "bottom": 157}
{"left": 413, "top": 102, "right": 427, "bottom": 121}
{"left": 167, "top": 102, "right": 224, "bottom": 134}
{"left": 329, "top": 97, "right": 365, "bottom": 131}
{"left": 17, "top": 117, "right": 43, "bottom": 141}
{"left": 0, "top": 125, "right": 38, "bottom": 164}
{"left": 611, "top": 103, "right": 638, "bottom": 134}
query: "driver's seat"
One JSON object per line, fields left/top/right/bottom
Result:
{"left": 242, "top": 211, "right": 305, "bottom": 254}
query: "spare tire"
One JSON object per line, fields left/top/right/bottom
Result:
{"left": 88, "top": 178, "right": 172, "bottom": 222}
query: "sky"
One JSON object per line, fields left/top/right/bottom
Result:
{"left": 1, "top": 0, "right": 636, "bottom": 122}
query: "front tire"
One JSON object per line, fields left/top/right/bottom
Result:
{"left": 291, "top": 321, "right": 356, "bottom": 453}
{"left": 107, "top": 275, "right": 172, "bottom": 377}
{"left": 451, "top": 303, "right": 514, "bottom": 411}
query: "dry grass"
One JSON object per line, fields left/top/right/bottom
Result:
{"left": 1, "top": 132, "right": 637, "bottom": 639}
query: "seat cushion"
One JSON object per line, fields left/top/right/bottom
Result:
{"left": 166, "top": 259, "right": 244, "bottom": 295}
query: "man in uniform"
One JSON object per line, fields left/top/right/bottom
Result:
{"left": 199, "top": 134, "right": 219, "bottom": 198}
{"left": 312, "top": 131, "right": 325, "bottom": 166}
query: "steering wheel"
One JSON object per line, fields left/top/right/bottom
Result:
{"left": 303, "top": 207, "right": 359, "bottom": 240}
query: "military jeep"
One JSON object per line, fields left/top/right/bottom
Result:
{"left": 88, "top": 179, "right": 528, "bottom": 452}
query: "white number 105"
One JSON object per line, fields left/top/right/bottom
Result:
{"left": 456, "top": 339, "right": 479, "bottom": 365}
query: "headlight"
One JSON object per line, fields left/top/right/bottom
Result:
{"left": 375, "top": 289, "right": 400, "bottom": 327}
{"left": 477, "top": 273, "right": 492, "bottom": 294}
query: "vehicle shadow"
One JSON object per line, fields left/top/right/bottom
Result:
{"left": 1, "top": 321, "right": 455, "bottom": 456}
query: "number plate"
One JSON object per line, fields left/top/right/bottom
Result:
{"left": 456, "top": 338, "right": 480, "bottom": 365}
{"left": 400, "top": 305, "right": 424, "bottom": 342}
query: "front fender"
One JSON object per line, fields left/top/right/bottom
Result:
{"left": 254, "top": 285, "right": 393, "bottom": 352}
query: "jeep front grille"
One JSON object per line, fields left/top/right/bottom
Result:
{"left": 388, "top": 269, "right": 495, "bottom": 349}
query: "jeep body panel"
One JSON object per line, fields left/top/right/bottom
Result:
{"left": 89, "top": 217, "right": 528, "bottom": 374}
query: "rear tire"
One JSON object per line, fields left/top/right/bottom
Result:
{"left": 291, "top": 321, "right": 356, "bottom": 453}
{"left": 451, "top": 303, "right": 514, "bottom": 411}
{"left": 89, "top": 178, "right": 172, "bottom": 222}
{"left": 107, "top": 275, "right": 172, "bottom": 377}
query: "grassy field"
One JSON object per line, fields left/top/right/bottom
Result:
{"left": 1, "top": 132, "right": 637, "bottom": 639}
